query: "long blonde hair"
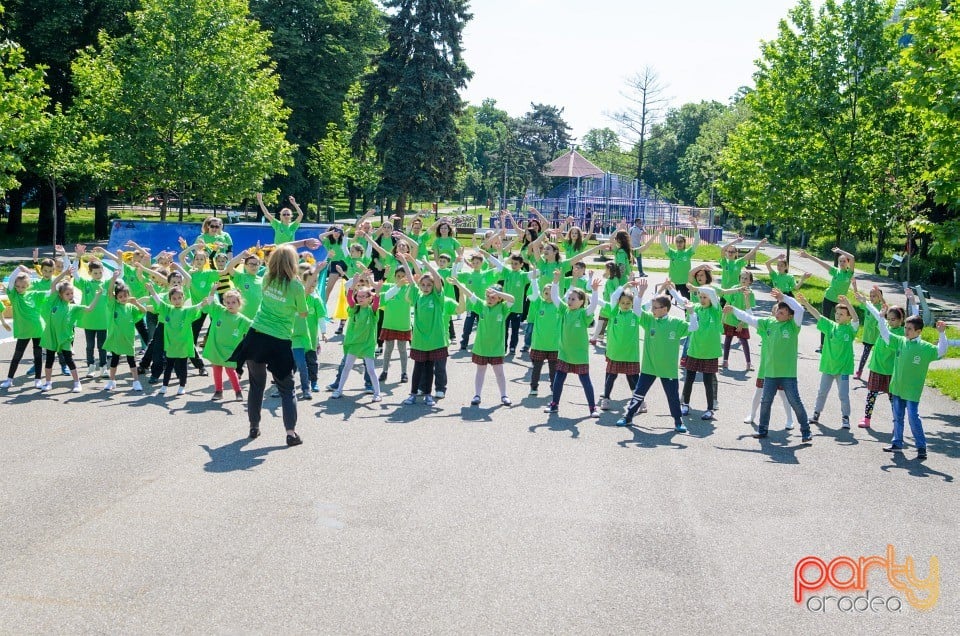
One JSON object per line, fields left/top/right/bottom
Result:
{"left": 263, "top": 244, "right": 299, "bottom": 291}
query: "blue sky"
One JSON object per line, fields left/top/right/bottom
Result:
{"left": 461, "top": 0, "right": 822, "bottom": 141}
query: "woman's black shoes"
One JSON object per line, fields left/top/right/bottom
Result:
{"left": 286, "top": 433, "right": 303, "bottom": 447}
{"left": 249, "top": 426, "right": 260, "bottom": 439}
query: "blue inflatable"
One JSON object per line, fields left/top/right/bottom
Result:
{"left": 106, "top": 220, "right": 329, "bottom": 262}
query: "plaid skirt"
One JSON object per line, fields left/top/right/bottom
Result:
{"left": 867, "top": 371, "right": 891, "bottom": 393}
{"left": 379, "top": 328, "right": 411, "bottom": 342}
{"left": 411, "top": 347, "right": 449, "bottom": 362}
{"left": 605, "top": 358, "right": 640, "bottom": 375}
{"left": 755, "top": 378, "right": 785, "bottom": 391}
{"left": 472, "top": 354, "right": 503, "bottom": 366}
{"left": 723, "top": 323, "right": 750, "bottom": 339}
{"left": 684, "top": 356, "right": 719, "bottom": 374}
{"left": 558, "top": 360, "right": 590, "bottom": 375}
{"left": 529, "top": 349, "right": 558, "bottom": 363}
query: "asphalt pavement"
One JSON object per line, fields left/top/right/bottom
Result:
{"left": 0, "top": 270, "right": 957, "bottom": 634}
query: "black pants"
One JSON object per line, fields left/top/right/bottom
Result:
{"left": 603, "top": 372, "right": 639, "bottom": 399}
{"left": 8, "top": 338, "right": 42, "bottom": 379}
{"left": 141, "top": 322, "right": 166, "bottom": 378}
{"left": 433, "top": 358, "right": 448, "bottom": 393}
{"left": 504, "top": 312, "right": 522, "bottom": 351}
{"left": 681, "top": 371, "right": 717, "bottom": 409}
{"left": 45, "top": 349, "right": 75, "bottom": 370}
{"left": 110, "top": 353, "right": 137, "bottom": 369}
{"left": 530, "top": 357, "right": 557, "bottom": 392}
{"left": 411, "top": 360, "right": 434, "bottom": 395}
{"left": 163, "top": 357, "right": 188, "bottom": 387}
{"left": 84, "top": 329, "right": 107, "bottom": 366}
{"left": 246, "top": 360, "right": 297, "bottom": 430}
{"left": 190, "top": 315, "right": 207, "bottom": 370}
{"left": 625, "top": 374, "right": 682, "bottom": 426}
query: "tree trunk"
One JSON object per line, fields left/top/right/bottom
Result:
{"left": 160, "top": 189, "right": 168, "bottom": 222}
{"left": 396, "top": 192, "right": 407, "bottom": 217}
{"left": 347, "top": 180, "right": 358, "bottom": 217}
{"left": 4, "top": 186, "right": 23, "bottom": 236}
{"left": 94, "top": 191, "right": 110, "bottom": 240}
{"left": 874, "top": 226, "right": 887, "bottom": 275}
{"left": 36, "top": 182, "right": 55, "bottom": 245}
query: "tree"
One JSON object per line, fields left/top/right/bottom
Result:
{"left": 72, "top": 0, "right": 294, "bottom": 221}
{"left": 680, "top": 96, "right": 751, "bottom": 208}
{"left": 719, "top": 0, "right": 903, "bottom": 248}
{"left": 512, "top": 103, "right": 574, "bottom": 193}
{"left": 353, "top": 0, "right": 473, "bottom": 217}
{"left": 580, "top": 127, "right": 634, "bottom": 176}
{"left": 249, "top": 0, "right": 382, "bottom": 202}
{"left": 610, "top": 66, "right": 669, "bottom": 183}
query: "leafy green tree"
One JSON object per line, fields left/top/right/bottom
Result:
{"left": 580, "top": 128, "right": 634, "bottom": 176}
{"left": 720, "top": 0, "right": 902, "bottom": 248}
{"left": 72, "top": 0, "right": 293, "bottom": 221}
{"left": 680, "top": 97, "right": 751, "bottom": 208}
{"left": 249, "top": 0, "right": 382, "bottom": 201}
{"left": 353, "top": 0, "right": 473, "bottom": 216}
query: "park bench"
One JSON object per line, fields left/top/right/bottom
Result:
{"left": 882, "top": 253, "right": 905, "bottom": 278}
{"left": 736, "top": 239, "right": 762, "bottom": 269}
{"left": 593, "top": 231, "right": 613, "bottom": 261}
{"left": 912, "top": 285, "right": 950, "bottom": 324}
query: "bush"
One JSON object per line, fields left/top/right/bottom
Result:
{"left": 905, "top": 254, "right": 956, "bottom": 286}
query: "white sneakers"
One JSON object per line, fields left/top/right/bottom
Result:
{"left": 72, "top": 382, "right": 82, "bottom": 393}
{"left": 34, "top": 379, "right": 44, "bottom": 390}
{"left": 0, "top": 378, "right": 12, "bottom": 389}
{"left": 86, "top": 364, "right": 99, "bottom": 378}
{"left": 132, "top": 380, "right": 143, "bottom": 392}
{"left": 103, "top": 380, "right": 117, "bottom": 391}
{"left": 176, "top": 386, "right": 185, "bottom": 396}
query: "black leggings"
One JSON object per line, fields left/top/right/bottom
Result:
{"left": 603, "top": 372, "right": 639, "bottom": 399}
{"left": 681, "top": 371, "right": 717, "bottom": 408}
{"left": 163, "top": 357, "right": 188, "bottom": 387}
{"left": 190, "top": 315, "right": 206, "bottom": 370}
{"left": 857, "top": 343, "right": 873, "bottom": 375}
{"left": 110, "top": 353, "right": 137, "bottom": 369}
{"left": 8, "top": 338, "right": 42, "bottom": 379}
{"left": 530, "top": 357, "right": 557, "bottom": 392}
{"left": 504, "top": 312, "right": 523, "bottom": 351}
{"left": 45, "top": 349, "right": 75, "bottom": 370}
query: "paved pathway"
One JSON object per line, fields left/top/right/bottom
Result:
{"left": 0, "top": 267, "right": 957, "bottom": 633}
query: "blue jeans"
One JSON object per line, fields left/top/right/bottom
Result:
{"left": 292, "top": 348, "right": 317, "bottom": 393}
{"left": 460, "top": 311, "right": 479, "bottom": 348}
{"left": 523, "top": 322, "right": 533, "bottom": 350}
{"left": 758, "top": 377, "right": 809, "bottom": 436}
{"left": 635, "top": 254, "right": 645, "bottom": 274}
{"left": 891, "top": 395, "right": 925, "bottom": 449}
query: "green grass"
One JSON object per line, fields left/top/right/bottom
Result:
{"left": 926, "top": 369, "right": 960, "bottom": 401}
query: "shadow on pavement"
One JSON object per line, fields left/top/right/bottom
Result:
{"left": 200, "top": 438, "right": 288, "bottom": 472}
{"left": 880, "top": 452, "right": 954, "bottom": 483}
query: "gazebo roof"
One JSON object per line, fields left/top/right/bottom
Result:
{"left": 544, "top": 150, "right": 605, "bottom": 178}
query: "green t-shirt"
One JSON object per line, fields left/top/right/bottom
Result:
{"left": 198, "top": 232, "right": 232, "bottom": 254}
{"left": 30, "top": 277, "right": 53, "bottom": 292}
{"left": 687, "top": 304, "right": 723, "bottom": 360}
{"left": 888, "top": 334, "right": 940, "bottom": 402}
{"left": 469, "top": 299, "right": 510, "bottom": 357}
{"left": 722, "top": 290, "right": 755, "bottom": 328}
{"left": 380, "top": 283, "right": 413, "bottom": 331}
{"left": 270, "top": 218, "right": 300, "bottom": 245}
{"left": 343, "top": 303, "right": 378, "bottom": 357}
{"left": 410, "top": 232, "right": 431, "bottom": 258}
{"left": 188, "top": 270, "right": 220, "bottom": 303}
{"left": 639, "top": 311, "right": 689, "bottom": 379}
{"left": 605, "top": 307, "right": 641, "bottom": 363}
{"left": 156, "top": 302, "right": 202, "bottom": 359}
{"left": 861, "top": 302, "right": 881, "bottom": 345}
{"left": 122, "top": 263, "right": 149, "bottom": 299}
{"left": 408, "top": 288, "right": 457, "bottom": 351}
{"left": 40, "top": 296, "right": 87, "bottom": 352}
{"left": 324, "top": 237, "right": 346, "bottom": 262}
{"left": 432, "top": 236, "right": 462, "bottom": 260}
{"left": 817, "top": 316, "right": 857, "bottom": 375}
{"left": 251, "top": 278, "right": 307, "bottom": 341}
{"left": 292, "top": 293, "right": 324, "bottom": 351}
{"left": 756, "top": 317, "right": 801, "bottom": 378}
{"left": 104, "top": 298, "right": 144, "bottom": 357}
{"left": 613, "top": 248, "right": 632, "bottom": 283}
{"left": 529, "top": 298, "right": 561, "bottom": 352}
{"left": 7, "top": 287, "right": 45, "bottom": 339}
{"left": 535, "top": 259, "right": 572, "bottom": 291}
{"left": 598, "top": 278, "right": 621, "bottom": 320}
{"left": 202, "top": 303, "right": 252, "bottom": 367}
{"left": 719, "top": 257, "right": 746, "bottom": 289}
{"left": 769, "top": 271, "right": 796, "bottom": 294}
{"left": 231, "top": 271, "right": 263, "bottom": 320}
{"left": 74, "top": 277, "right": 110, "bottom": 330}
{"left": 667, "top": 247, "right": 695, "bottom": 284}
{"left": 867, "top": 325, "right": 904, "bottom": 376}
{"left": 500, "top": 268, "right": 528, "bottom": 314}
{"left": 824, "top": 266, "right": 853, "bottom": 302}
{"left": 457, "top": 267, "right": 498, "bottom": 298}
{"left": 558, "top": 305, "right": 591, "bottom": 365}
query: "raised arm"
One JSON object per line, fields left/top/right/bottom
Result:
{"left": 569, "top": 243, "right": 603, "bottom": 265}
{"left": 777, "top": 290, "right": 805, "bottom": 326}
{"left": 797, "top": 249, "right": 832, "bottom": 272}
{"left": 288, "top": 196, "right": 304, "bottom": 224}
{"left": 838, "top": 295, "right": 859, "bottom": 328}
{"left": 741, "top": 237, "right": 767, "bottom": 261}
{"left": 794, "top": 292, "right": 821, "bottom": 321}
{"left": 550, "top": 270, "right": 563, "bottom": 307}
{"left": 724, "top": 303, "right": 758, "bottom": 329}
{"left": 256, "top": 192, "right": 276, "bottom": 223}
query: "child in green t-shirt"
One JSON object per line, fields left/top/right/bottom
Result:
{"left": 797, "top": 293, "right": 859, "bottom": 429}
{"left": 660, "top": 220, "right": 700, "bottom": 299}
{"left": 200, "top": 289, "right": 253, "bottom": 401}
{"left": 40, "top": 269, "right": 104, "bottom": 392}
{"left": 454, "top": 250, "right": 503, "bottom": 351}
{"left": 330, "top": 275, "right": 383, "bottom": 402}
{"left": 599, "top": 280, "right": 644, "bottom": 411}
{"left": 103, "top": 271, "right": 149, "bottom": 392}
{"left": 146, "top": 284, "right": 202, "bottom": 397}
{"left": 498, "top": 253, "right": 529, "bottom": 356}
{"left": 722, "top": 269, "right": 756, "bottom": 371}
{"left": 451, "top": 279, "right": 515, "bottom": 407}
{"left": 401, "top": 260, "right": 457, "bottom": 406}
{"left": 73, "top": 255, "right": 110, "bottom": 378}
{"left": 1, "top": 267, "right": 46, "bottom": 389}
{"left": 526, "top": 271, "right": 559, "bottom": 397}
{"left": 617, "top": 282, "right": 698, "bottom": 432}
{"left": 590, "top": 262, "right": 624, "bottom": 346}
{"left": 677, "top": 284, "right": 722, "bottom": 420}
{"left": 798, "top": 246, "right": 856, "bottom": 352}
{"left": 379, "top": 256, "right": 416, "bottom": 384}
{"left": 764, "top": 253, "right": 811, "bottom": 297}
{"left": 854, "top": 286, "right": 884, "bottom": 381}
{"left": 544, "top": 269, "right": 601, "bottom": 417}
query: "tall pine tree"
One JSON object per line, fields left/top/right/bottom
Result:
{"left": 353, "top": 0, "right": 472, "bottom": 215}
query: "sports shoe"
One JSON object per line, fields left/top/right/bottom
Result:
{"left": 72, "top": 382, "right": 82, "bottom": 393}
{"left": 176, "top": 386, "right": 185, "bottom": 396}
{"left": 501, "top": 396, "right": 512, "bottom": 406}
{"left": 752, "top": 433, "right": 768, "bottom": 439}
{"left": 376, "top": 347, "right": 383, "bottom": 357}
{"left": 402, "top": 394, "right": 417, "bottom": 405}
{"left": 25, "top": 365, "right": 35, "bottom": 377}
{"left": 801, "top": 435, "right": 813, "bottom": 443}
{"left": 529, "top": 388, "right": 538, "bottom": 397}
{"left": 543, "top": 402, "right": 558, "bottom": 414}
{"left": 785, "top": 421, "right": 794, "bottom": 430}
{"left": 701, "top": 410, "right": 714, "bottom": 420}
{"left": 809, "top": 412, "right": 821, "bottom": 424}
{"left": 882, "top": 444, "right": 904, "bottom": 452}
{"left": 853, "top": 371, "right": 862, "bottom": 381}
{"left": 372, "top": 394, "right": 382, "bottom": 402}
{"left": 471, "top": 395, "right": 481, "bottom": 405}
{"left": 424, "top": 395, "right": 436, "bottom": 407}
{"left": 286, "top": 433, "right": 303, "bottom": 447}
{"left": 87, "top": 364, "right": 98, "bottom": 378}
{"left": 615, "top": 417, "right": 631, "bottom": 426}
{"left": 41, "top": 382, "right": 52, "bottom": 392}
{"left": 270, "top": 389, "right": 281, "bottom": 398}
{"left": 363, "top": 386, "right": 375, "bottom": 395}
{"left": 148, "top": 376, "right": 160, "bottom": 384}
{"left": 311, "top": 382, "right": 319, "bottom": 392}
{"left": 841, "top": 416, "right": 850, "bottom": 429}
{"left": 0, "top": 379, "right": 11, "bottom": 389}
{"left": 132, "top": 380, "right": 143, "bottom": 392}
{"left": 400, "top": 373, "right": 408, "bottom": 383}
{"left": 589, "top": 408, "right": 600, "bottom": 419}
{"left": 858, "top": 417, "right": 871, "bottom": 428}
{"left": 434, "top": 391, "right": 445, "bottom": 399}
{"left": 680, "top": 403, "right": 690, "bottom": 416}
{"left": 34, "top": 379, "right": 44, "bottom": 390}
{"left": 675, "top": 423, "right": 688, "bottom": 433}
{"left": 378, "top": 371, "right": 387, "bottom": 382}
{"left": 249, "top": 426, "right": 260, "bottom": 439}
{"left": 743, "top": 415, "right": 755, "bottom": 424}
{"left": 299, "top": 391, "right": 312, "bottom": 401}
{"left": 211, "top": 391, "right": 223, "bottom": 400}
{"left": 598, "top": 397, "right": 610, "bottom": 411}
{"left": 917, "top": 449, "right": 927, "bottom": 461}
{"left": 325, "top": 381, "right": 337, "bottom": 391}
{"left": 103, "top": 380, "right": 117, "bottom": 391}
{"left": 235, "top": 391, "right": 243, "bottom": 401}
{"left": 61, "top": 365, "right": 70, "bottom": 376}
{"left": 330, "top": 390, "right": 343, "bottom": 399}
{"left": 508, "top": 348, "right": 516, "bottom": 356}
{"left": 157, "top": 386, "right": 167, "bottom": 397}
{"left": 638, "top": 403, "right": 648, "bottom": 414}
{"left": 98, "top": 365, "right": 107, "bottom": 379}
